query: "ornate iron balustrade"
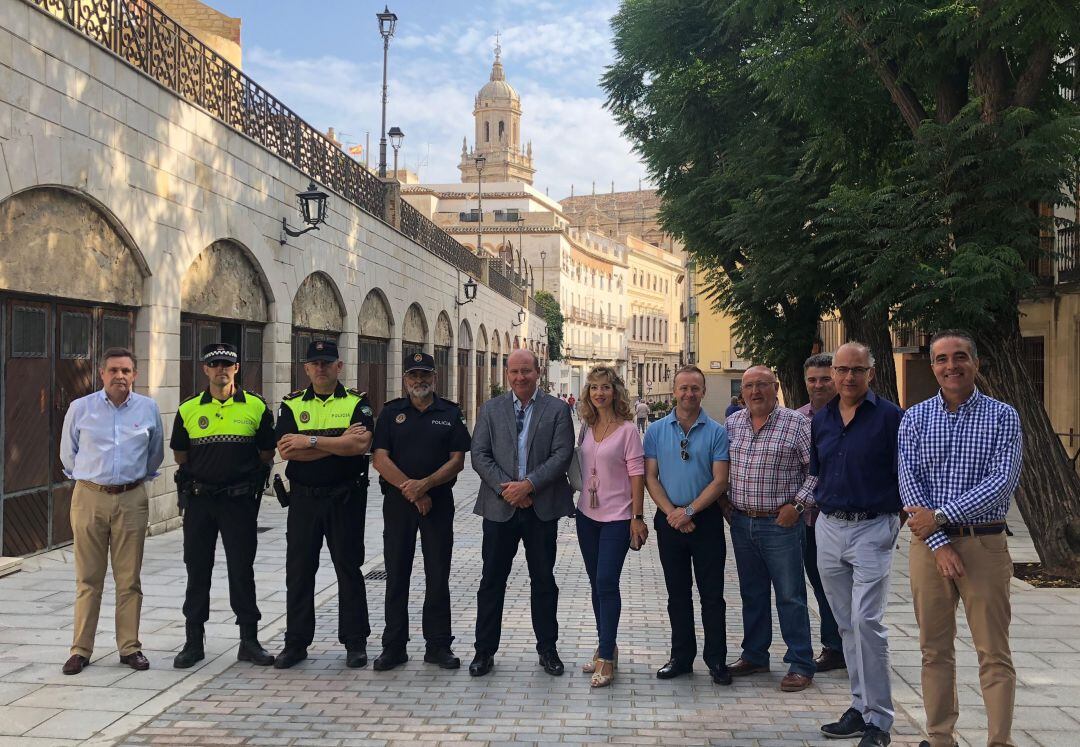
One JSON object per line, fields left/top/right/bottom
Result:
{"left": 400, "top": 201, "right": 482, "bottom": 277}
{"left": 527, "top": 294, "right": 540, "bottom": 317}
{"left": 1057, "top": 225, "right": 1079, "bottom": 282}
{"left": 487, "top": 260, "right": 522, "bottom": 304}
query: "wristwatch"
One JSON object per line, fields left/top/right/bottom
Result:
{"left": 933, "top": 509, "right": 948, "bottom": 527}
{"left": 792, "top": 501, "right": 806, "bottom": 515}
{"left": 683, "top": 505, "right": 696, "bottom": 517}
{"left": 308, "top": 435, "right": 318, "bottom": 448}
{"left": 633, "top": 514, "right": 645, "bottom": 521}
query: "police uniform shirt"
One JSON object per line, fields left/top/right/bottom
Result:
{"left": 170, "top": 389, "right": 275, "bottom": 484}
{"left": 275, "top": 383, "right": 375, "bottom": 487}
{"left": 372, "top": 395, "right": 471, "bottom": 500}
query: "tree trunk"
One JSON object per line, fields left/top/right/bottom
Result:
{"left": 975, "top": 323, "right": 1080, "bottom": 578}
{"left": 839, "top": 306, "right": 900, "bottom": 404}
{"left": 778, "top": 356, "right": 809, "bottom": 411}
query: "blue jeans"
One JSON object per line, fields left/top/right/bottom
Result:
{"left": 729, "top": 511, "right": 815, "bottom": 676}
{"left": 575, "top": 512, "right": 630, "bottom": 660}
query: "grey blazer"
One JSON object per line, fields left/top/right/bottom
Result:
{"left": 471, "top": 390, "right": 575, "bottom": 522}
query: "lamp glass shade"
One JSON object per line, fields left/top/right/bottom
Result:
{"left": 464, "top": 278, "right": 478, "bottom": 300}
{"left": 377, "top": 7, "right": 397, "bottom": 37}
{"left": 388, "top": 126, "right": 404, "bottom": 148}
{"left": 297, "top": 182, "right": 329, "bottom": 226}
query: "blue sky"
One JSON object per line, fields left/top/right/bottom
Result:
{"left": 207, "top": 0, "right": 649, "bottom": 198}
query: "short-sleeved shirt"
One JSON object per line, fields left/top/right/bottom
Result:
{"left": 643, "top": 409, "right": 729, "bottom": 506}
{"left": 577, "top": 420, "right": 645, "bottom": 522}
{"left": 276, "top": 383, "right": 375, "bottom": 487}
{"left": 170, "top": 388, "right": 275, "bottom": 484}
{"left": 372, "top": 395, "right": 471, "bottom": 500}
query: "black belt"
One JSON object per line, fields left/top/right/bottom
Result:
{"left": 80, "top": 479, "right": 143, "bottom": 495}
{"left": 944, "top": 523, "right": 1005, "bottom": 538}
{"left": 190, "top": 480, "right": 253, "bottom": 498}
{"left": 825, "top": 510, "right": 881, "bottom": 522}
{"left": 290, "top": 482, "right": 352, "bottom": 499}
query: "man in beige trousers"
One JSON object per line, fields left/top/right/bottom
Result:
{"left": 59, "top": 347, "right": 164, "bottom": 675}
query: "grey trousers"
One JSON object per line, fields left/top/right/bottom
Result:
{"left": 816, "top": 512, "right": 900, "bottom": 732}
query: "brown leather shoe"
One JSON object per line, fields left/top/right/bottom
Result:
{"left": 728, "top": 658, "right": 770, "bottom": 676}
{"left": 814, "top": 647, "right": 846, "bottom": 672}
{"left": 119, "top": 651, "right": 150, "bottom": 670}
{"left": 780, "top": 672, "right": 813, "bottom": 692}
{"left": 62, "top": 654, "right": 89, "bottom": 675}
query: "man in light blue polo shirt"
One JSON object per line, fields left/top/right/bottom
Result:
{"left": 643, "top": 365, "right": 731, "bottom": 684}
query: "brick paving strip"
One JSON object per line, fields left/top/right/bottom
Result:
{"left": 0, "top": 461, "right": 1077, "bottom": 745}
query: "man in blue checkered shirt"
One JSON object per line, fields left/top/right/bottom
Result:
{"left": 898, "top": 330, "right": 1022, "bottom": 747}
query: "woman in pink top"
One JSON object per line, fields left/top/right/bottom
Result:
{"left": 574, "top": 365, "right": 646, "bottom": 687}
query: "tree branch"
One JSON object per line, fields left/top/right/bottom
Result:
{"left": 838, "top": 8, "right": 928, "bottom": 134}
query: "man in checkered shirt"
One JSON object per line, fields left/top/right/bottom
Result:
{"left": 722, "top": 365, "right": 816, "bottom": 693}
{"left": 899, "top": 330, "right": 1023, "bottom": 747}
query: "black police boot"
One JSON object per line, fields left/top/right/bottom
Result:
{"left": 237, "top": 624, "right": 275, "bottom": 666}
{"left": 173, "top": 623, "right": 205, "bottom": 669}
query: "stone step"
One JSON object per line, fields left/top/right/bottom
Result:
{"left": 0, "top": 556, "right": 22, "bottom": 578}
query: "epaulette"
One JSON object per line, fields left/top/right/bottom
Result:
{"left": 383, "top": 397, "right": 406, "bottom": 408}
{"left": 441, "top": 397, "right": 460, "bottom": 409}
{"left": 282, "top": 389, "right": 306, "bottom": 401}
{"left": 348, "top": 388, "right": 368, "bottom": 399}
{"left": 245, "top": 390, "right": 267, "bottom": 403}
{"left": 179, "top": 392, "right": 202, "bottom": 406}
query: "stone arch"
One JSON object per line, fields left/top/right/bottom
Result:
{"left": 491, "top": 329, "right": 502, "bottom": 355}
{"left": 0, "top": 186, "right": 148, "bottom": 305}
{"left": 477, "top": 323, "right": 488, "bottom": 352}
{"left": 403, "top": 303, "right": 428, "bottom": 344}
{"left": 435, "top": 311, "right": 453, "bottom": 348}
{"left": 292, "top": 271, "right": 345, "bottom": 331}
{"left": 458, "top": 319, "right": 473, "bottom": 350}
{"left": 182, "top": 240, "right": 270, "bottom": 321}
{"left": 359, "top": 288, "right": 394, "bottom": 338}
{"left": 504, "top": 332, "right": 511, "bottom": 351}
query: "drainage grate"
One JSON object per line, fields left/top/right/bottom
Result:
{"left": 364, "top": 567, "right": 388, "bottom": 580}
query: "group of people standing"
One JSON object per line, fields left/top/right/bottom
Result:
{"left": 56, "top": 329, "right": 1021, "bottom": 747}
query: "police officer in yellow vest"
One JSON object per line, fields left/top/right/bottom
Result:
{"left": 273, "top": 339, "right": 375, "bottom": 670}
{"left": 171, "top": 343, "right": 276, "bottom": 669}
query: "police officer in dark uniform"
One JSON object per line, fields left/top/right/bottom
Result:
{"left": 371, "top": 352, "right": 471, "bottom": 671}
{"left": 273, "top": 339, "right": 375, "bottom": 670}
{"left": 172, "top": 343, "right": 276, "bottom": 669}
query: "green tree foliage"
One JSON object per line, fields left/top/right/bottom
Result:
{"left": 533, "top": 290, "right": 564, "bottom": 361}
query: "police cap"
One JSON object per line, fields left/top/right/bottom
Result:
{"left": 201, "top": 343, "right": 238, "bottom": 364}
{"left": 404, "top": 351, "right": 436, "bottom": 373}
{"left": 305, "top": 339, "right": 339, "bottom": 362}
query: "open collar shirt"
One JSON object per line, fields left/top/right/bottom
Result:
{"left": 60, "top": 389, "right": 164, "bottom": 485}
{"left": 898, "top": 387, "right": 1022, "bottom": 550}
{"left": 726, "top": 405, "right": 816, "bottom": 512}
{"left": 513, "top": 388, "right": 539, "bottom": 480}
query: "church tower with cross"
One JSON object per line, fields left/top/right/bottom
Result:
{"left": 458, "top": 36, "right": 536, "bottom": 185}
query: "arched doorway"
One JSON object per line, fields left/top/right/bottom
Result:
{"left": 490, "top": 329, "right": 502, "bottom": 396}
{"left": 475, "top": 324, "right": 488, "bottom": 416}
{"left": 402, "top": 303, "right": 428, "bottom": 360}
{"left": 434, "top": 312, "right": 453, "bottom": 397}
{"left": 291, "top": 272, "right": 345, "bottom": 390}
{"left": 457, "top": 319, "right": 472, "bottom": 409}
{"left": 358, "top": 290, "right": 393, "bottom": 415}
{"left": 179, "top": 240, "right": 270, "bottom": 399}
{"left": 0, "top": 187, "right": 145, "bottom": 555}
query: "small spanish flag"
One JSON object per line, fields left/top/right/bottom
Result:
{"left": 348, "top": 144, "right": 364, "bottom": 156}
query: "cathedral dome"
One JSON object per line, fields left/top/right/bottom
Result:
{"left": 477, "top": 47, "right": 519, "bottom": 105}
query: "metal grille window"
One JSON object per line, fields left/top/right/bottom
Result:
{"left": 1022, "top": 336, "right": 1045, "bottom": 404}
{"left": 402, "top": 342, "right": 424, "bottom": 359}
{"left": 11, "top": 306, "right": 47, "bottom": 357}
{"left": 180, "top": 321, "right": 193, "bottom": 359}
{"left": 60, "top": 312, "right": 93, "bottom": 359}
{"left": 244, "top": 329, "right": 263, "bottom": 362}
{"left": 199, "top": 324, "right": 219, "bottom": 353}
{"left": 102, "top": 314, "right": 131, "bottom": 351}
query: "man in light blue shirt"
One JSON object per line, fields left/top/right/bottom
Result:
{"left": 59, "top": 347, "right": 163, "bottom": 676}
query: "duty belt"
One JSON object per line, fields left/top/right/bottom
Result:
{"left": 189, "top": 480, "right": 254, "bottom": 498}
{"left": 289, "top": 482, "right": 352, "bottom": 500}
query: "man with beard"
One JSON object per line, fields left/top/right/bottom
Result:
{"left": 370, "top": 352, "right": 470, "bottom": 671}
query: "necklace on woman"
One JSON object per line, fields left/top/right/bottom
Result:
{"left": 588, "top": 418, "right": 615, "bottom": 508}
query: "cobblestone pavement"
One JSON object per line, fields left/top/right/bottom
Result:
{"left": 1, "top": 459, "right": 1078, "bottom": 745}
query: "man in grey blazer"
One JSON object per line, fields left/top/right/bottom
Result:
{"left": 469, "top": 348, "right": 575, "bottom": 677}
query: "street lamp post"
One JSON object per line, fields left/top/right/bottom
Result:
{"left": 539, "top": 249, "right": 547, "bottom": 292}
{"left": 376, "top": 6, "right": 398, "bottom": 178}
{"left": 475, "top": 155, "right": 486, "bottom": 255}
{"left": 388, "top": 126, "right": 404, "bottom": 179}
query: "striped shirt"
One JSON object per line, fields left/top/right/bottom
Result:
{"left": 897, "top": 388, "right": 1022, "bottom": 550}
{"left": 726, "top": 406, "right": 816, "bottom": 512}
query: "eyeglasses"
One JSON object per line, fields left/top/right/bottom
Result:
{"left": 680, "top": 437, "right": 690, "bottom": 461}
{"left": 833, "top": 366, "right": 871, "bottom": 377}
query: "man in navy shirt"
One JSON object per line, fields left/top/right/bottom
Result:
{"left": 799, "top": 342, "right": 903, "bottom": 747}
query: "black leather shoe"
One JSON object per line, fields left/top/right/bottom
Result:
{"left": 538, "top": 649, "right": 564, "bottom": 676}
{"left": 424, "top": 647, "right": 461, "bottom": 669}
{"left": 62, "top": 654, "right": 89, "bottom": 675}
{"left": 656, "top": 659, "right": 693, "bottom": 679}
{"left": 708, "top": 663, "right": 732, "bottom": 685}
{"left": 346, "top": 646, "right": 369, "bottom": 668}
{"left": 273, "top": 646, "right": 308, "bottom": 669}
{"left": 814, "top": 647, "right": 846, "bottom": 672}
{"left": 916, "top": 741, "right": 957, "bottom": 747}
{"left": 858, "top": 725, "right": 891, "bottom": 746}
{"left": 120, "top": 651, "right": 150, "bottom": 670}
{"left": 173, "top": 641, "right": 205, "bottom": 669}
{"left": 469, "top": 653, "right": 494, "bottom": 677}
{"left": 238, "top": 639, "right": 274, "bottom": 666}
{"left": 372, "top": 649, "right": 408, "bottom": 671}
{"left": 821, "top": 708, "right": 866, "bottom": 739}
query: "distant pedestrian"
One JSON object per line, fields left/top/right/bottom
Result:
{"left": 634, "top": 398, "right": 650, "bottom": 434}
{"left": 724, "top": 365, "right": 816, "bottom": 692}
{"left": 573, "top": 366, "right": 645, "bottom": 688}
{"left": 796, "top": 353, "right": 845, "bottom": 674}
{"left": 724, "top": 396, "right": 743, "bottom": 418}
{"left": 807, "top": 343, "right": 903, "bottom": 747}
{"left": 567, "top": 393, "right": 577, "bottom": 418}
{"left": 644, "top": 366, "right": 732, "bottom": 685}
{"left": 60, "top": 347, "right": 164, "bottom": 675}
{"left": 899, "top": 330, "right": 1022, "bottom": 747}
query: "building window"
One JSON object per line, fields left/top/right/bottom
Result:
{"left": 498, "top": 120, "right": 505, "bottom": 141}
{"left": 485, "top": 121, "right": 490, "bottom": 142}
{"left": 1022, "top": 336, "right": 1045, "bottom": 404}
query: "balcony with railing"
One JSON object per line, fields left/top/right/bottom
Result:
{"left": 1029, "top": 226, "right": 1080, "bottom": 285}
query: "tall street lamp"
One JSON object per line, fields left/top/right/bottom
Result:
{"left": 388, "top": 126, "right": 404, "bottom": 179}
{"left": 539, "top": 249, "right": 546, "bottom": 292}
{"left": 376, "top": 6, "right": 398, "bottom": 178}
{"left": 475, "top": 155, "right": 486, "bottom": 255}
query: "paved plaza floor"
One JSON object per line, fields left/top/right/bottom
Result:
{"left": 0, "top": 460, "right": 1078, "bottom": 746}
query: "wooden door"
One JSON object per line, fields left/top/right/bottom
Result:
{"left": 475, "top": 350, "right": 485, "bottom": 417}
{"left": 457, "top": 349, "right": 470, "bottom": 407}
{"left": 358, "top": 336, "right": 388, "bottom": 415}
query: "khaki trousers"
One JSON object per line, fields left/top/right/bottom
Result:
{"left": 70, "top": 481, "right": 149, "bottom": 657}
{"left": 909, "top": 534, "right": 1015, "bottom": 747}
